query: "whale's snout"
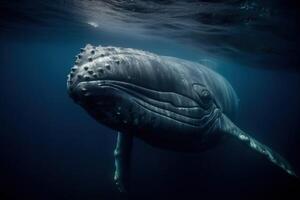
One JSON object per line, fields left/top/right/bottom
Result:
{"left": 67, "top": 81, "right": 120, "bottom": 110}
{"left": 67, "top": 44, "right": 124, "bottom": 101}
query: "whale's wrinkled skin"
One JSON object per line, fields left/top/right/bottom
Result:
{"left": 67, "top": 44, "right": 296, "bottom": 192}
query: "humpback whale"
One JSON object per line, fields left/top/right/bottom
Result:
{"left": 67, "top": 44, "right": 296, "bottom": 192}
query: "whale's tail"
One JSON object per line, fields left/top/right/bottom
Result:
{"left": 219, "top": 114, "right": 297, "bottom": 177}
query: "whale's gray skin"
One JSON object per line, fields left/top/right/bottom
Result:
{"left": 67, "top": 44, "right": 296, "bottom": 192}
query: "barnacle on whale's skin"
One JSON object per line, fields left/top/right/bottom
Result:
{"left": 67, "top": 44, "right": 297, "bottom": 193}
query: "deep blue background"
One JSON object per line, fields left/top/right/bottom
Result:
{"left": 1, "top": 2, "right": 300, "bottom": 200}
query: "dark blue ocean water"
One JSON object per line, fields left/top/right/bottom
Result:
{"left": 0, "top": 1, "right": 300, "bottom": 200}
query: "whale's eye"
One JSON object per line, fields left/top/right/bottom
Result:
{"left": 200, "top": 89, "right": 211, "bottom": 101}
{"left": 193, "top": 84, "right": 212, "bottom": 106}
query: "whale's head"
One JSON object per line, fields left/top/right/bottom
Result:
{"left": 67, "top": 45, "right": 219, "bottom": 142}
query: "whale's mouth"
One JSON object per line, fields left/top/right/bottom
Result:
{"left": 72, "top": 80, "right": 218, "bottom": 127}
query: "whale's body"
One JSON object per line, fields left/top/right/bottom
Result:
{"left": 67, "top": 44, "right": 296, "bottom": 192}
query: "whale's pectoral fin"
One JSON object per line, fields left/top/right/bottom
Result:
{"left": 218, "top": 114, "right": 297, "bottom": 177}
{"left": 114, "top": 132, "right": 133, "bottom": 193}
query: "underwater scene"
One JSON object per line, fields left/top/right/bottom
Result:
{"left": 0, "top": 0, "right": 300, "bottom": 199}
